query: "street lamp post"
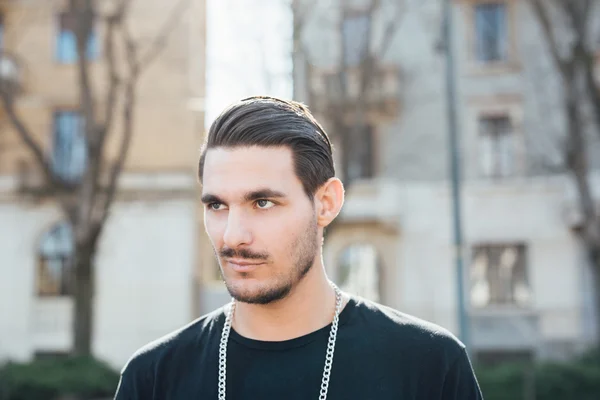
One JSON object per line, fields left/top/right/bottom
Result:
{"left": 442, "top": 0, "right": 471, "bottom": 351}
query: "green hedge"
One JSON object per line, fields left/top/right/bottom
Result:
{"left": 477, "top": 348, "right": 600, "bottom": 400}
{"left": 1, "top": 349, "right": 598, "bottom": 399}
{"left": 0, "top": 356, "right": 120, "bottom": 400}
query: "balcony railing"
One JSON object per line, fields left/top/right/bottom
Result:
{"left": 309, "top": 65, "right": 400, "bottom": 117}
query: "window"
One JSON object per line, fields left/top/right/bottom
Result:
{"left": 336, "top": 244, "right": 381, "bottom": 302}
{"left": 37, "top": 222, "right": 73, "bottom": 297}
{"left": 342, "top": 14, "right": 369, "bottom": 66}
{"left": 52, "top": 110, "right": 87, "bottom": 182}
{"left": 474, "top": 2, "right": 508, "bottom": 63}
{"left": 479, "top": 115, "right": 515, "bottom": 178}
{"left": 342, "top": 124, "right": 374, "bottom": 184}
{"left": 470, "top": 244, "right": 531, "bottom": 308}
{"left": 56, "top": 11, "right": 99, "bottom": 63}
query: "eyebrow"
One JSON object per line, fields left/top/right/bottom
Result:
{"left": 200, "top": 189, "right": 287, "bottom": 205}
{"left": 200, "top": 194, "right": 224, "bottom": 205}
{"left": 243, "top": 189, "right": 287, "bottom": 203}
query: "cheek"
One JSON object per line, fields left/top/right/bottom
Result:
{"left": 204, "top": 214, "right": 225, "bottom": 246}
{"left": 252, "top": 217, "right": 282, "bottom": 243}
{"left": 257, "top": 211, "right": 310, "bottom": 251}
{"left": 249, "top": 215, "right": 291, "bottom": 254}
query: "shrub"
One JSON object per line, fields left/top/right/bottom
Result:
{"left": 0, "top": 356, "right": 120, "bottom": 400}
{"left": 477, "top": 348, "right": 600, "bottom": 400}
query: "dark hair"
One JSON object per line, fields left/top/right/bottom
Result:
{"left": 198, "top": 96, "right": 335, "bottom": 197}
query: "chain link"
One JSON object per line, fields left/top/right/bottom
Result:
{"left": 319, "top": 285, "right": 342, "bottom": 400}
{"left": 218, "top": 301, "right": 235, "bottom": 400}
{"left": 218, "top": 283, "right": 343, "bottom": 400}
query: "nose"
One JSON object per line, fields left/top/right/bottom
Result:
{"left": 223, "top": 209, "right": 253, "bottom": 249}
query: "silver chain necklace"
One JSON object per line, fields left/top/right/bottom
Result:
{"left": 218, "top": 284, "right": 343, "bottom": 400}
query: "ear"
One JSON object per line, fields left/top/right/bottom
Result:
{"left": 314, "top": 177, "right": 345, "bottom": 228}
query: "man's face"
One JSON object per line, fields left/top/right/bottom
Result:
{"left": 201, "top": 146, "right": 319, "bottom": 304}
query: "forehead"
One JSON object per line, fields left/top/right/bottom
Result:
{"left": 202, "top": 146, "right": 302, "bottom": 197}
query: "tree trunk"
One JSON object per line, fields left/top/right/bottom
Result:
{"left": 72, "top": 240, "right": 96, "bottom": 356}
{"left": 591, "top": 251, "right": 600, "bottom": 344}
{"left": 563, "top": 69, "right": 600, "bottom": 344}
{"left": 575, "top": 204, "right": 600, "bottom": 346}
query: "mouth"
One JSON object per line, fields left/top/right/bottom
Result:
{"left": 226, "top": 258, "right": 265, "bottom": 273}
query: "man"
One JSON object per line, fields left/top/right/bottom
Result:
{"left": 114, "top": 96, "right": 483, "bottom": 399}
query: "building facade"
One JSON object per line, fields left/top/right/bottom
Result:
{"left": 289, "top": 0, "right": 599, "bottom": 364}
{"left": 0, "top": 0, "right": 206, "bottom": 370}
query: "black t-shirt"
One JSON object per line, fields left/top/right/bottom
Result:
{"left": 114, "top": 296, "right": 483, "bottom": 399}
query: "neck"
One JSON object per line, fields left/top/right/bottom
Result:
{"left": 231, "top": 264, "right": 341, "bottom": 341}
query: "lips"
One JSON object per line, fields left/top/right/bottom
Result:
{"left": 226, "top": 258, "right": 264, "bottom": 272}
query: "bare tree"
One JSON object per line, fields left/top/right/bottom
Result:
{"left": 530, "top": 0, "right": 600, "bottom": 343}
{"left": 0, "top": 0, "right": 190, "bottom": 356}
{"left": 292, "top": 0, "right": 406, "bottom": 187}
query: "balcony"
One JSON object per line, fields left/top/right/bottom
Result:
{"left": 337, "top": 178, "right": 403, "bottom": 231}
{"left": 309, "top": 65, "right": 400, "bottom": 118}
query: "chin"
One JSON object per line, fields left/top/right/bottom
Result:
{"left": 225, "top": 278, "right": 292, "bottom": 305}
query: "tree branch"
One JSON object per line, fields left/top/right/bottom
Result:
{"left": 582, "top": 51, "right": 600, "bottom": 137}
{"left": 137, "top": 0, "right": 191, "bottom": 72}
{"left": 530, "top": 0, "right": 569, "bottom": 76}
{"left": 564, "top": 84, "right": 600, "bottom": 244}
{"left": 292, "top": 0, "right": 317, "bottom": 35}
{"left": 581, "top": 0, "right": 593, "bottom": 30}
{"left": 100, "top": 13, "right": 120, "bottom": 140}
{"left": 0, "top": 90, "right": 56, "bottom": 184}
{"left": 71, "top": 0, "right": 97, "bottom": 143}
{"left": 358, "top": 0, "right": 376, "bottom": 93}
{"left": 556, "top": 0, "right": 600, "bottom": 139}
{"left": 98, "top": 78, "right": 136, "bottom": 228}
{"left": 291, "top": 0, "right": 315, "bottom": 99}
{"left": 70, "top": 0, "right": 104, "bottom": 237}
{"left": 94, "top": 22, "right": 139, "bottom": 228}
{"left": 377, "top": 0, "right": 406, "bottom": 59}
{"left": 559, "top": 0, "right": 590, "bottom": 43}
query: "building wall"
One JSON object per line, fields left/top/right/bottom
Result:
{"left": 294, "top": 0, "right": 599, "bottom": 359}
{"left": 0, "top": 185, "right": 197, "bottom": 369}
{"left": 322, "top": 175, "right": 597, "bottom": 358}
{"left": 0, "top": 0, "right": 205, "bottom": 174}
{"left": 296, "top": 0, "right": 598, "bottom": 181}
{"left": 0, "top": 0, "right": 206, "bottom": 370}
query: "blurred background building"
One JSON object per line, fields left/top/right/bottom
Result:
{"left": 0, "top": 0, "right": 206, "bottom": 369}
{"left": 287, "top": 0, "right": 600, "bottom": 366}
{"left": 0, "top": 0, "right": 598, "bottom": 384}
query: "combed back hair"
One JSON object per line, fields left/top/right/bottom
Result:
{"left": 198, "top": 96, "right": 335, "bottom": 198}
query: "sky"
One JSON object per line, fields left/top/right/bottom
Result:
{"left": 205, "top": 0, "right": 293, "bottom": 128}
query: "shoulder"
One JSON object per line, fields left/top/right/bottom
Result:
{"left": 120, "top": 306, "right": 226, "bottom": 377}
{"left": 347, "top": 296, "right": 466, "bottom": 364}
{"left": 114, "top": 305, "right": 227, "bottom": 398}
{"left": 345, "top": 297, "right": 483, "bottom": 398}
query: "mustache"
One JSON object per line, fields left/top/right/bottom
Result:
{"left": 219, "top": 247, "right": 269, "bottom": 261}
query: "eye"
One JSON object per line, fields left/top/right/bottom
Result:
{"left": 208, "top": 202, "right": 227, "bottom": 211}
{"left": 256, "top": 199, "right": 275, "bottom": 209}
